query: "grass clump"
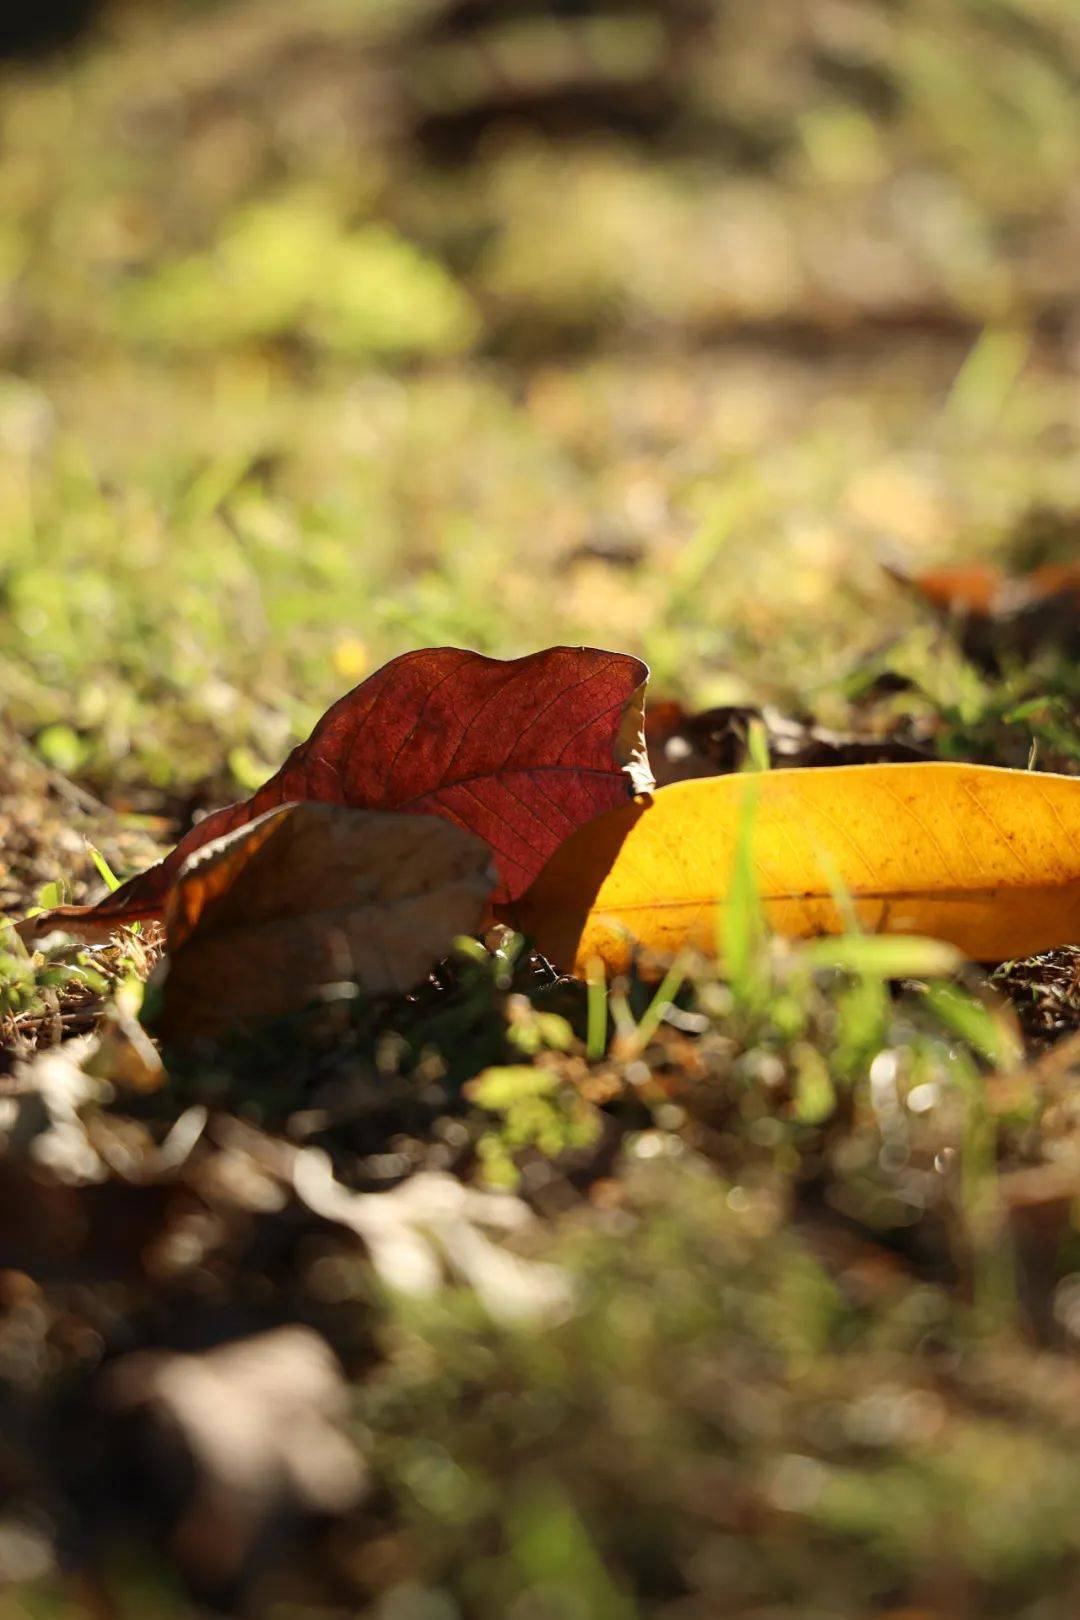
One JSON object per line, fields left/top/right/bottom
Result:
{"left": 2, "top": 885, "right": 1080, "bottom": 1613}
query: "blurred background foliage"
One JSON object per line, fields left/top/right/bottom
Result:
{"left": 0, "top": 0, "right": 1077, "bottom": 812}
{"left": 3, "top": 5, "right": 1080, "bottom": 1618}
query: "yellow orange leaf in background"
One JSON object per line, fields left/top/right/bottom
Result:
{"left": 510, "top": 763, "right": 1080, "bottom": 974}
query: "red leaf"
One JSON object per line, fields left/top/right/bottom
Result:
{"left": 30, "top": 645, "right": 650, "bottom": 933}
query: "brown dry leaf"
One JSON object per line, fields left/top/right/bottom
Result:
{"left": 645, "top": 700, "right": 931, "bottom": 787}
{"left": 509, "top": 762, "right": 1080, "bottom": 974}
{"left": 155, "top": 801, "right": 494, "bottom": 1044}
{"left": 887, "top": 559, "right": 1080, "bottom": 661}
{"left": 889, "top": 561, "right": 1009, "bottom": 617}
{"left": 892, "top": 559, "right": 1080, "bottom": 617}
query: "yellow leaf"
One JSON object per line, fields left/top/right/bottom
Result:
{"left": 156, "top": 801, "right": 494, "bottom": 1043}
{"left": 508, "top": 763, "right": 1080, "bottom": 973}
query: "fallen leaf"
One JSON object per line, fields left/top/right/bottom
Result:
{"left": 28, "top": 645, "right": 649, "bottom": 936}
{"left": 293, "top": 1151, "right": 571, "bottom": 1325}
{"left": 99, "top": 1327, "right": 365, "bottom": 1586}
{"left": 155, "top": 801, "right": 495, "bottom": 1043}
{"left": 887, "top": 559, "right": 1080, "bottom": 661}
{"left": 893, "top": 559, "right": 1080, "bottom": 617}
{"left": 509, "top": 763, "right": 1080, "bottom": 973}
{"left": 646, "top": 700, "right": 931, "bottom": 787}
{"left": 889, "top": 561, "right": 1007, "bottom": 617}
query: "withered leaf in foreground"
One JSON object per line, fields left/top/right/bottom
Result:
{"left": 508, "top": 763, "right": 1080, "bottom": 974}
{"left": 29, "top": 645, "right": 650, "bottom": 937}
{"left": 154, "top": 802, "right": 494, "bottom": 1044}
